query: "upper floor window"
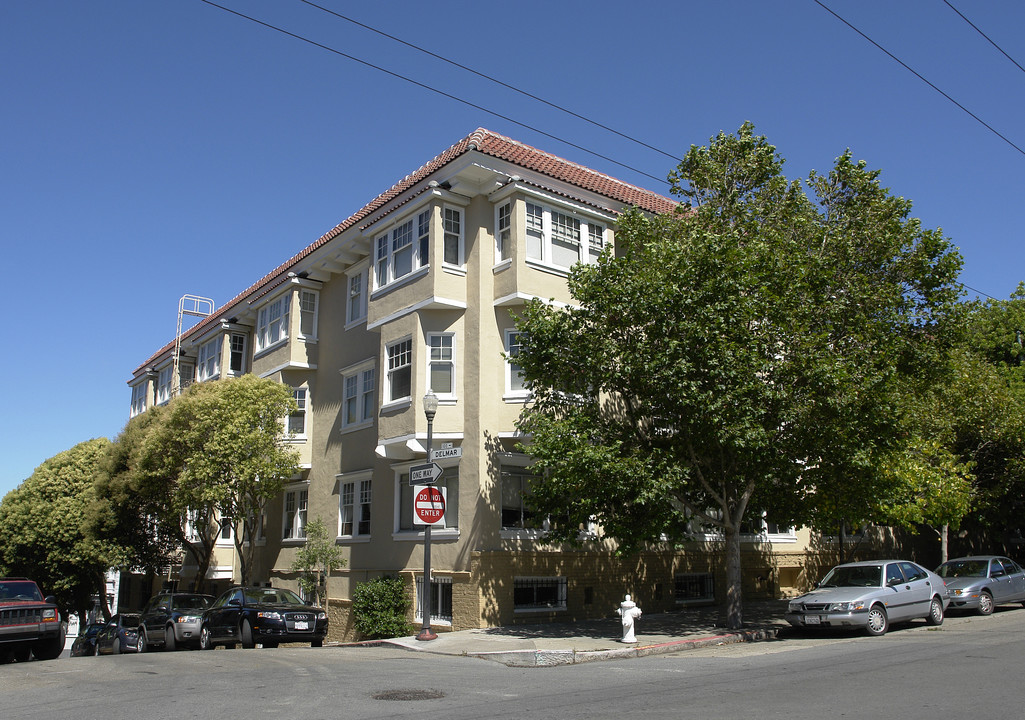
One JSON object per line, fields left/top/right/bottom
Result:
{"left": 524, "top": 201, "right": 605, "bottom": 271}
{"left": 347, "top": 269, "right": 366, "bottom": 324}
{"left": 496, "top": 202, "right": 511, "bottom": 263}
{"left": 428, "top": 333, "right": 455, "bottom": 397}
{"left": 505, "top": 330, "right": 527, "bottom": 397}
{"left": 343, "top": 365, "right": 376, "bottom": 428}
{"left": 340, "top": 478, "right": 372, "bottom": 537}
{"left": 256, "top": 294, "right": 290, "bottom": 352}
{"left": 130, "top": 382, "right": 147, "bottom": 417}
{"left": 443, "top": 207, "right": 462, "bottom": 266}
{"left": 299, "top": 289, "right": 318, "bottom": 338}
{"left": 501, "top": 463, "right": 540, "bottom": 530}
{"left": 197, "top": 337, "right": 221, "bottom": 382}
{"left": 282, "top": 487, "right": 307, "bottom": 540}
{"left": 229, "top": 332, "right": 247, "bottom": 375}
{"left": 375, "top": 210, "right": 431, "bottom": 289}
{"left": 386, "top": 339, "right": 412, "bottom": 402}
{"left": 287, "top": 388, "right": 307, "bottom": 437}
{"left": 156, "top": 365, "right": 173, "bottom": 405}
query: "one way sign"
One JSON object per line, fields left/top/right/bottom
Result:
{"left": 408, "top": 462, "right": 443, "bottom": 485}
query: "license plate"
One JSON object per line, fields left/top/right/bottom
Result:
{"left": 805, "top": 615, "right": 821, "bottom": 625}
{"left": 294, "top": 621, "right": 309, "bottom": 630}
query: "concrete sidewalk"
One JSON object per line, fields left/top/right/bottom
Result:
{"left": 355, "top": 600, "right": 790, "bottom": 667}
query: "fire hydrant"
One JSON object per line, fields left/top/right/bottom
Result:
{"left": 616, "top": 594, "right": 642, "bottom": 643}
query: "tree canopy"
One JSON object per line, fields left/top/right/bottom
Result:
{"left": 514, "top": 123, "right": 963, "bottom": 628}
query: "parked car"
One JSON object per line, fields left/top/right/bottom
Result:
{"left": 785, "top": 560, "right": 948, "bottom": 636}
{"left": 138, "top": 592, "right": 214, "bottom": 651}
{"left": 95, "top": 613, "right": 142, "bottom": 655}
{"left": 936, "top": 555, "right": 1025, "bottom": 615}
{"left": 0, "top": 577, "right": 65, "bottom": 662}
{"left": 70, "top": 622, "right": 105, "bottom": 657}
{"left": 200, "top": 586, "right": 328, "bottom": 650}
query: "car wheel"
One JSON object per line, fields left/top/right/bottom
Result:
{"left": 164, "top": 625, "right": 177, "bottom": 651}
{"left": 926, "top": 596, "right": 944, "bottom": 626}
{"left": 112, "top": 638, "right": 121, "bottom": 655}
{"left": 978, "top": 591, "right": 994, "bottom": 616}
{"left": 138, "top": 629, "right": 148, "bottom": 653}
{"left": 865, "top": 605, "right": 888, "bottom": 636}
{"left": 241, "top": 619, "right": 255, "bottom": 649}
{"left": 199, "top": 626, "right": 213, "bottom": 651}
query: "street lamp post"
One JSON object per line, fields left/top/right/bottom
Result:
{"left": 416, "top": 390, "right": 439, "bottom": 642}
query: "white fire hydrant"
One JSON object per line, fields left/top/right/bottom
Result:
{"left": 617, "top": 594, "right": 642, "bottom": 643}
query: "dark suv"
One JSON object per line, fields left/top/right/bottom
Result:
{"left": 0, "top": 578, "right": 64, "bottom": 662}
{"left": 138, "top": 591, "right": 213, "bottom": 651}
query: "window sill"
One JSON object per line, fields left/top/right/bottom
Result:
{"left": 493, "top": 259, "right": 512, "bottom": 273}
{"left": 442, "top": 264, "right": 466, "bottom": 277}
{"left": 502, "top": 392, "right": 531, "bottom": 404}
{"left": 253, "top": 338, "right": 289, "bottom": 360}
{"left": 335, "top": 535, "right": 371, "bottom": 545}
{"left": 372, "top": 265, "right": 429, "bottom": 298}
{"left": 381, "top": 398, "right": 412, "bottom": 413}
{"left": 524, "top": 258, "right": 572, "bottom": 277}
{"left": 281, "top": 537, "right": 307, "bottom": 546}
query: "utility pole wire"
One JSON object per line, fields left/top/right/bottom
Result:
{"left": 198, "top": 0, "right": 670, "bottom": 186}
{"left": 943, "top": 0, "right": 1025, "bottom": 76}
{"left": 813, "top": 0, "right": 1025, "bottom": 158}
{"left": 298, "top": 0, "right": 682, "bottom": 163}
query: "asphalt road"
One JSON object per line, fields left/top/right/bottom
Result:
{"left": 3, "top": 608, "right": 1023, "bottom": 720}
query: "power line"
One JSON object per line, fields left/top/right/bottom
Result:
{"left": 197, "top": 0, "right": 670, "bottom": 186}
{"left": 943, "top": 0, "right": 1025, "bottom": 76}
{"left": 812, "top": 0, "right": 1025, "bottom": 158}
{"left": 297, "top": 0, "right": 682, "bottom": 163}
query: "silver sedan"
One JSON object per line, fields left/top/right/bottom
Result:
{"left": 936, "top": 555, "right": 1025, "bottom": 615}
{"left": 786, "top": 560, "right": 948, "bottom": 636}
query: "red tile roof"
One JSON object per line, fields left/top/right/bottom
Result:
{"left": 132, "top": 129, "right": 678, "bottom": 376}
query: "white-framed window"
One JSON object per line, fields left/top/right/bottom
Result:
{"left": 287, "top": 388, "right": 307, "bottom": 437}
{"left": 156, "top": 365, "right": 173, "bottom": 405}
{"left": 442, "top": 207, "right": 462, "bottom": 266}
{"left": 524, "top": 201, "right": 605, "bottom": 271}
{"left": 256, "top": 294, "right": 290, "bottom": 352}
{"left": 342, "top": 364, "right": 376, "bottom": 428}
{"left": 282, "top": 487, "right": 308, "bottom": 540}
{"left": 299, "top": 289, "right": 318, "bottom": 338}
{"left": 386, "top": 338, "right": 412, "bottom": 402}
{"left": 347, "top": 269, "right": 366, "bottom": 324}
{"left": 340, "top": 478, "right": 372, "bottom": 537}
{"left": 504, "top": 330, "right": 527, "bottom": 397}
{"left": 427, "top": 333, "right": 455, "bottom": 397}
{"left": 496, "top": 202, "right": 511, "bottom": 262}
{"left": 375, "top": 210, "right": 431, "bottom": 289}
{"left": 398, "top": 470, "right": 459, "bottom": 532}
{"left": 229, "top": 332, "right": 247, "bottom": 375}
{"left": 513, "top": 577, "right": 567, "bottom": 612}
{"left": 415, "top": 575, "right": 452, "bottom": 624}
{"left": 197, "top": 337, "right": 221, "bottom": 382}
{"left": 130, "top": 382, "right": 147, "bottom": 417}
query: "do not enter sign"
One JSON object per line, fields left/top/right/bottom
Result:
{"left": 412, "top": 485, "right": 446, "bottom": 526}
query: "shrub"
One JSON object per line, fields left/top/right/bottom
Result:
{"left": 351, "top": 576, "right": 415, "bottom": 640}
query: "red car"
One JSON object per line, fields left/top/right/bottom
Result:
{"left": 0, "top": 577, "right": 64, "bottom": 663}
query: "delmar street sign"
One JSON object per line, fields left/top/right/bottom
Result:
{"left": 413, "top": 485, "right": 446, "bottom": 526}
{"left": 430, "top": 447, "right": 462, "bottom": 461}
{"left": 409, "top": 462, "right": 443, "bottom": 485}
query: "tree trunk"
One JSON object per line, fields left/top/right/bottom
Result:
{"left": 940, "top": 523, "right": 949, "bottom": 564}
{"left": 723, "top": 524, "right": 743, "bottom": 630}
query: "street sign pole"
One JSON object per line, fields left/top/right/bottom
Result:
{"left": 417, "top": 391, "right": 438, "bottom": 642}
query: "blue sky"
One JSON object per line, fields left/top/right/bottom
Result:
{"left": 3, "top": 1, "right": 1023, "bottom": 497}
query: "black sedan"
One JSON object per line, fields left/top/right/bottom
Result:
{"left": 138, "top": 591, "right": 213, "bottom": 651}
{"left": 199, "top": 586, "right": 328, "bottom": 649}
{"left": 70, "top": 623, "right": 105, "bottom": 657}
{"left": 95, "top": 614, "right": 142, "bottom": 655}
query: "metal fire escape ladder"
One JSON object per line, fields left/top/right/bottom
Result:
{"left": 172, "top": 294, "right": 215, "bottom": 398}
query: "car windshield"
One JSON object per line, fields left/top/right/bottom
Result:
{"left": 0, "top": 581, "right": 44, "bottom": 602}
{"left": 120, "top": 614, "right": 141, "bottom": 628}
{"left": 244, "top": 588, "right": 305, "bottom": 605}
{"left": 819, "top": 565, "right": 882, "bottom": 588}
{"left": 936, "top": 560, "right": 988, "bottom": 578}
{"left": 171, "top": 594, "right": 211, "bottom": 611}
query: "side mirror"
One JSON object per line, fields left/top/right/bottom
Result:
{"left": 228, "top": 599, "right": 242, "bottom": 606}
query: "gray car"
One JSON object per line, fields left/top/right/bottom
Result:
{"left": 936, "top": 555, "right": 1025, "bottom": 615}
{"left": 786, "top": 560, "right": 948, "bottom": 636}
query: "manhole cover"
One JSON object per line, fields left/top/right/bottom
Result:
{"left": 372, "top": 689, "right": 446, "bottom": 701}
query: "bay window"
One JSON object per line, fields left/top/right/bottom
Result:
{"left": 386, "top": 339, "right": 412, "bottom": 402}
{"left": 256, "top": 294, "right": 290, "bottom": 352}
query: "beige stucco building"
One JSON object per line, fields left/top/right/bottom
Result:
{"left": 127, "top": 129, "right": 817, "bottom": 639}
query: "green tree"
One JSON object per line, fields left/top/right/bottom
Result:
{"left": 514, "top": 124, "right": 962, "bottom": 628}
{"left": 145, "top": 374, "right": 300, "bottom": 586}
{"left": 0, "top": 439, "right": 115, "bottom": 623}
{"left": 290, "top": 518, "right": 345, "bottom": 606}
